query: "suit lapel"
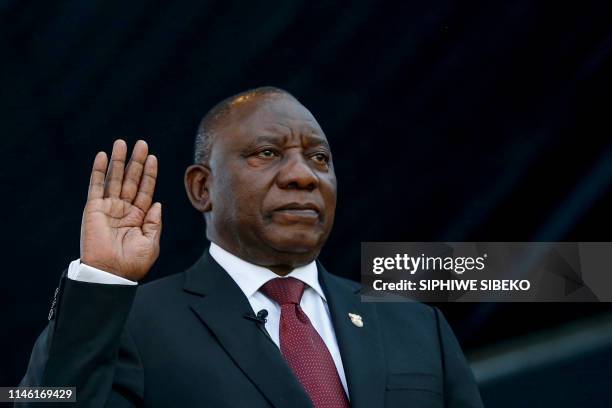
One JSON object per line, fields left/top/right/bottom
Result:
{"left": 184, "top": 252, "right": 313, "bottom": 408}
{"left": 318, "top": 263, "right": 386, "bottom": 408}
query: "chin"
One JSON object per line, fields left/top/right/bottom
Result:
{"left": 266, "top": 229, "right": 324, "bottom": 255}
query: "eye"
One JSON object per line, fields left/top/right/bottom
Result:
{"left": 311, "top": 152, "right": 329, "bottom": 164}
{"left": 256, "top": 149, "right": 278, "bottom": 159}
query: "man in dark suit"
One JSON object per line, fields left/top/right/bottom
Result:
{"left": 20, "top": 87, "right": 483, "bottom": 407}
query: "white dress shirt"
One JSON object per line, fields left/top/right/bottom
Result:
{"left": 67, "top": 242, "right": 349, "bottom": 395}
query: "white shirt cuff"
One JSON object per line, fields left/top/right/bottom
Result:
{"left": 67, "top": 259, "right": 138, "bottom": 286}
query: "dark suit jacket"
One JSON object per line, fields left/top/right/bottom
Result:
{"left": 19, "top": 251, "right": 483, "bottom": 407}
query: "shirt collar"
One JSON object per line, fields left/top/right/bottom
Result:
{"left": 208, "top": 242, "right": 326, "bottom": 301}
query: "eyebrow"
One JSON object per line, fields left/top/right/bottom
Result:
{"left": 251, "top": 134, "right": 331, "bottom": 150}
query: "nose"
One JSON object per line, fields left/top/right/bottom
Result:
{"left": 276, "top": 151, "right": 318, "bottom": 191}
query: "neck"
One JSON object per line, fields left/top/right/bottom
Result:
{"left": 209, "top": 240, "right": 317, "bottom": 277}
{"left": 267, "top": 264, "right": 293, "bottom": 276}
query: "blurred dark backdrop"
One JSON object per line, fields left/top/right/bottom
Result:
{"left": 1, "top": 0, "right": 611, "bottom": 404}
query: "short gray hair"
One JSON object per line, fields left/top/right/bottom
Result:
{"left": 194, "top": 86, "right": 295, "bottom": 164}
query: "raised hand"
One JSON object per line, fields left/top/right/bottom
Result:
{"left": 80, "top": 139, "right": 162, "bottom": 281}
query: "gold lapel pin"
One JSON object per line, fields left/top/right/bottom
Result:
{"left": 348, "top": 313, "right": 363, "bottom": 327}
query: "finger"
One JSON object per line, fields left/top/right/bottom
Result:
{"left": 104, "top": 139, "right": 128, "bottom": 198}
{"left": 120, "top": 140, "right": 149, "bottom": 204}
{"left": 142, "top": 202, "right": 162, "bottom": 240}
{"left": 87, "top": 151, "right": 108, "bottom": 201}
{"left": 133, "top": 154, "right": 158, "bottom": 213}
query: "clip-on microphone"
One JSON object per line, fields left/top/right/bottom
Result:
{"left": 244, "top": 309, "right": 268, "bottom": 324}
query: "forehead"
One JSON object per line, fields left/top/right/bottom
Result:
{"left": 223, "top": 94, "right": 325, "bottom": 139}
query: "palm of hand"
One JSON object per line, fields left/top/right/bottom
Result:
{"left": 80, "top": 140, "right": 161, "bottom": 281}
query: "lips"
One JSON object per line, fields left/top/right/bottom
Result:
{"left": 274, "top": 202, "right": 321, "bottom": 213}
{"left": 272, "top": 202, "right": 321, "bottom": 223}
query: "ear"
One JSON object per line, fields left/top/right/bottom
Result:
{"left": 184, "top": 164, "right": 212, "bottom": 213}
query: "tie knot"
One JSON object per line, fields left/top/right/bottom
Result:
{"left": 260, "top": 277, "right": 305, "bottom": 305}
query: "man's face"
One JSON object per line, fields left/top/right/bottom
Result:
{"left": 207, "top": 94, "right": 337, "bottom": 267}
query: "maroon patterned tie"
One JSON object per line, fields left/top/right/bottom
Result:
{"left": 260, "top": 277, "right": 350, "bottom": 408}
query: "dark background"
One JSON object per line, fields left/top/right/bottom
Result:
{"left": 2, "top": 0, "right": 611, "bottom": 404}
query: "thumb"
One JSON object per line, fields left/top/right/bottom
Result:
{"left": 143, "top": 202, "right": 162, "bottom": 240}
